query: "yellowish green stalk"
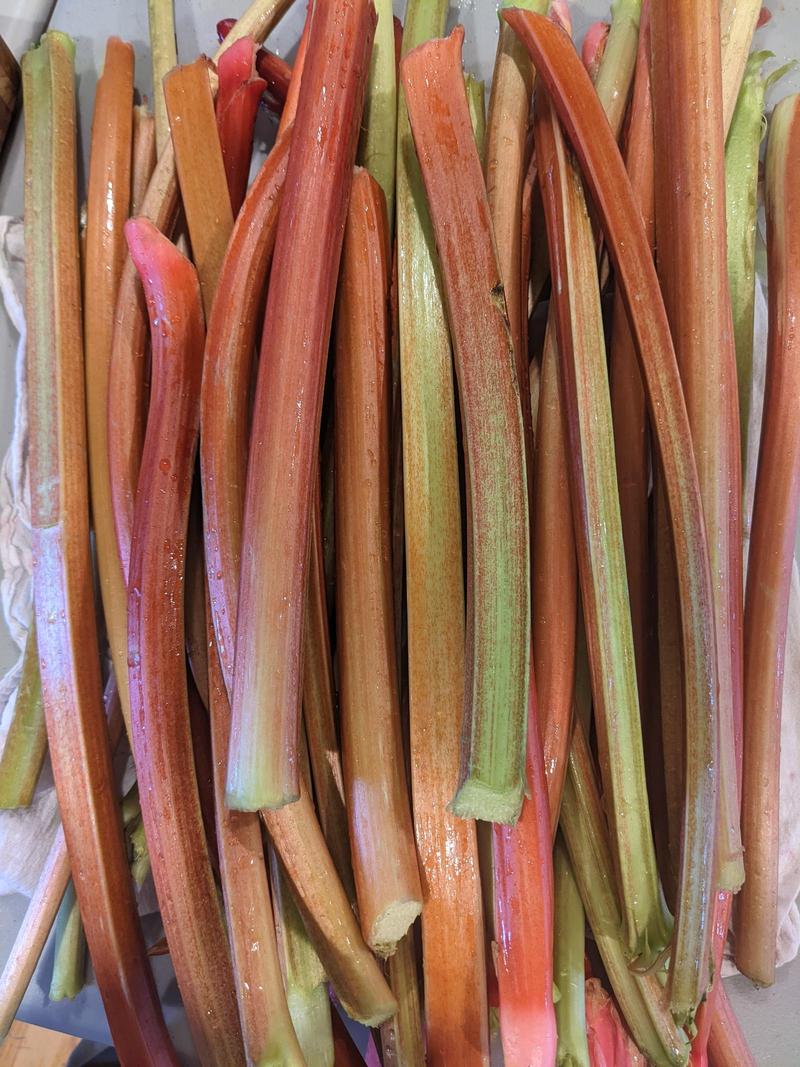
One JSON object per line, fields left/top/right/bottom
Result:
{"left": 592, "top": 0, "right": 641, "bottom": 139}
{"left": 0, "top": 622, "right": 46, "bottom": 809}
{"left": 359, "top": 0, "right": 397, "bottom": 231}
{"left": 147, "top": 0, "right": 177, "bottom": 153}
{"left": 49, "top": 881, "right": 86, "bottom": 1001}
{"left": 554, "top": 837, "right": 590, "bottom": 1067}
{"left": 464, "top": 74, "right": 486, "bottom": 162}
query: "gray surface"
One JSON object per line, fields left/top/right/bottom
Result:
{"left": 0, "top": 0, "right": 799, "bottom": 1063}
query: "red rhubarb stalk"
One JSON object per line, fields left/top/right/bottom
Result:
{"left": 126, "top": 218, "right": 243, "bottom": 1065}
{"left": 277, "top": 1, "right": 311, "bottom": 138}
{"left": 215, "top": 37, "right": 267, "bottom": 216}
{"left": 226, "top": 0, "right": 377, "bottom": 811}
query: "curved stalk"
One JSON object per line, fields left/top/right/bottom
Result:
{"left": 215, "top": 37, "right": 267, "bottom": 217}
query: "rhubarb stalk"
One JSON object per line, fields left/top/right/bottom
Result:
{"left": 215, "top": 37, "right": 267, "bottom": 216}
{"left": 735, "top": 92, "right": 800, "bottom": 987}
{"left": 131, "top": 106, "right": 156, "bottom": 215}
{"left": 147, "top": 0, "right": 177, "bottom": 153}
{"left": 553, "top": 838, "right": 590, "bottom": 1067}
{"left": 592, "top": 0, "right": 641, "bottom": 139}
{"left": 84, "top": 37, "right": 135, "bottom": 736}
{"left": 48, "top": 882, "right": 86, "bottom": 1001}
{"left": 126, "top": 218, "right": 242, "bottom": 1065}
{"left": 227, "top": 0, "right": 377, "bottom": 810}
{"left": 719, "top": 0, "right": 762, "bottom": 134}
{"left": 402, "top": 26, "right": 530, "bottom": 824}
{"left": 334, "top": 167, "right": 422, "bottom": 955}
{"left": 359, "top": 0, "right": 397, "bottom": 227}
{"left": 396, "top": 0, "right": 488, "bottom": 1058}
{"left": 0, "top": 622, "right": 46, "bottom": 809}
{"left": 23, "top": 34, "right": 177, "bottom": 1064}
{"left": 381, "top": 931, "right": 425, "bottom": 1067}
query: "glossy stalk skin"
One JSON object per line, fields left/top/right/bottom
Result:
{"left": 23, "top": 36, "right": 177, "bottom": 1066}
{"left": 736, "top": 93, "right": 800, "bottom": 987}
{"left": 256, "top": 49, "right": 291, "bottom": 107}
{"left": 582, "top": 21, "right": 609, "bottom": 78}
{"left": 592, "top": 0, "right": 641, "bottom": 138}
{"left": 396, "top": 1, "right": 487, "bottom": 1059}
{"left": 276, "top": 1, "right": 311, "bottom": 138}
{"left": 131, "top": 106, "right": 156, "bottom": 215}
{"left": 334, "top": 168, "right": 422, "bottom": 955}
{"left": 380, "top": 931, "right": 425, "bottom": 1067}
{"left": 49, "top": 881, "right": 86, "bottom": 1001}
{"left": 485, "top": 0, "right": 548, "bottom": 507}
{"left": 402, "top": 27, "right": 530, "bottom": 824}
{"left": 725, "top": 52, "right": 784, "bottom": 465}
{"left": 199, "top": 140, "right": 392, "bottom": 1029}
{"left": 269, "top": 847, "right": 334, "bottom": 1067}
{"left": 505, "top": 9, "right": 719, "bottom": 1022}
{"left": 215, "top": 37, "right": 267, "bottom": 217}
{"left": 609, "top": 8, "right": 652, "bottom": 707}
{"left": 652, "top": 0, "right": 744, "bottom": 911}
{"left": 533, "top": 87, "right": 668, "bottom": 965}
{"left": 0, "top": 622, "right": 46, "bottom": 808}
{"left": 707, "top": 985, "right": 757, "bottom": 1067}
{"left": 164, "top": 57, "right": 235, "bottom": 314}
{"left": 83, "top": 37, "right": 135, "bottom": 739}
{"left": 561, "top": 727, "right": 690, "bottom": 1067}
{"left": 491, "top": 683, "right": 556, "bottom": 1067}
{"left": 147, "top": 0, "right": 177, "bottom": 153}
{"left": 108, "top": 0, "right": 293, "bottom": 580}
{"left": 359, "top": 0, "right": 397, "bottom": 229}
{"left": 125, "top": 218, "right": 243, "bottom": 1066}
{"left": 719, "top": 0, "right": 761, "bottom": 133}
{"left": 532, "top": 317, "right": 576, "bottom": 831}
{"left": 227, "top": 0, "right": 377, "bottom": 811}
{"left": 553, "top": 838, "right": 590, "bottom": 1067}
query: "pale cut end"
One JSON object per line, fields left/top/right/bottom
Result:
{"left": 224, "top": 783, "right": 300, "bottom": 813}
{"left": 449, "top": 777, "right": 524, "bottom": 825}
{"left": 337, "top": 988, "right": 398, "bottom": 1029}
{"left": 368, "top": 899, "right": 423, "bottom": 959}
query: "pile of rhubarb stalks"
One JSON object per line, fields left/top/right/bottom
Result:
{"left": 1, "top": 0, "right": 799, "bottom": 1062}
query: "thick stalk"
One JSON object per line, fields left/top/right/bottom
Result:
{"left": 359, "top": 0, "right": 397, "bottom": 229}
{"left": 402, "top": 26, "right": 530, "bottom": 824}
{"left": 396, "top": 1, "right": 487, "bottom": 1059}
{"left": 215, "top": 37, "right": 267, "bottom": 217}
{"left": 0, "top": 622, "right": 46, "bottom": 808}
{"left": 380, "top": 931, "right": 425, "bottom": 1067}
{"left": 553, "top": 837, "right": 590, "bottom": 1067}
{"left": 126, "top": 219, "right": 243, "bottom": 1066}
{"left": 269, "top": 847, "right": 334, "bottom": 1067}
{"left": 227, "top": 0, "right": 377, "bottom": 811}
{"left": 505, "top": 9, "right": 720, "bottom": 1025}
{"left": 650, "top": 0, "right": 744, "bottom": 927}
{"left": 334, "top": 168, "right": 422, "bottom": 955}
{"left": 22, "top": 35, "right": 177, "bottom": 1064}
{"left": 147, "top": 0, "right": 177, "bottom": 153}
{"left": 84, "top": 37, "right": 135, "bottom": 737}
{"left": 735, "top": 93, "right": 800, "bottom": 986}
{"left": 48, "top": 882, "right": 86, "bottom": 1001}
{"left": 533, "top": 87, "right": 668, "bottom": 964}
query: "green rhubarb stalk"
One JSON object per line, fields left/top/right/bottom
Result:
{"left": 396, "top": 0, "right": 488, "bottom": 1058}
{"left": 725, "top": 51, "right": 794, "bottom": 467}
{"left": 554, "top": 838, "right": 590, "bottom": 1067}
{"left": 269, "top": 847, "right": 334, "bottom": 1067}
{"left": 592, "top": 0, "right": 641, "bottom": 140}
{"left": 121, "top": 784, "right": 151, "bottom": 887}
{"left": 147, "top": 0, "right": 177, "bottom": 154}
{"left": 0, "top": 622, "right": 46, "bottom": 809}
{"left": 464, "top": 74, "right": 486, "bottom": 162}
{"left": 359, "top": 0, "right": 397, "bottom": 231}
{"left": 49, "top": 881, "right": 86, "bottom": 1001}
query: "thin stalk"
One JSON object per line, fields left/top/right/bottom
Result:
{"left": 208, "top": 632, "right": 305, "bottom": 1067}
{"left": 609, "top": 8, "right": 652, "bottom": 708}
{"left": 464, "top": 74, "right": 485, "bottom": 162}
{"left": 492, "top": 683, "right": 556, "bottom": 1067}
{"left": 334, "top": 167, "right": 422, "bottom": 955}
{"left": 22, "top": 35, "right": 177, "bottom": 1064}
{"left": 553, "top": 837, "right": 590, "bottom": 1067}
{"left": 402, "top": 26, "right": 531, "bottom": 824}
{"left": 486, "top": 0, "right": 547, "bottom": 499}
{"left": 505, "top": 9, "right": 719, "bottom": 1020}
{"left": 380, "top": 931, "right": 425, "bottom": 1067}
{"left": 707, "top": 984, "right": 756, "bottom": 1067}
{"left": 185, "top": 504, "right": 210, "bottom": 709}
{"left": 359, "top": 0, "right": 397, "bottom": 230}
{"left": 227, "top": 0, "right": 377, "bottom": 811}
{"left": 561, "top": 727, "right": 690, "bottom": 1067}
{"left": 725, "top": 52, "right": 792, "bottom": 466}
{"left": 532, "top": 86, "right": 669, "bottom": 965}
{"left": 650, "top": 0, "right": 744, "bottom": 922}
{"left": 215, "top": 37, "right": 267, "bottom": 216}
{"left": 585, "top": 978, "right": 649, "bottom": 1065}
{"left": 736, "top": 93, "right": 800, "bottom": 987}
{"left": 719, "top": 0, "right": 761, "bottom": 135}
{"left": 582, "top": 22, "right": 609, "bottom": 79}
{"left": 109, "top": 0, "right": 294, "bottom": 580}
{"left": 592, "top": 0, "right": 641, "bottom": 140}
{"left": 0, "top": 621, "right": 46, "bottom": 809}
{"left": 256, "top": 49, "right": 291, "bottom": 108}
{"left": 396, "top": 0, "right": 488, "bottom": 1058}
{"left": 532, "top": 317, "right": 576, "bottom": 832}
{"left": 131, "top": 106, "right": 156, "bottom": 215}
{"left": 688, "top": 890, "right": 731, "bottom": 1067}
{"left": 269, "top": 846, "right": 333, "bottom": 1067}
{"left": 147, "top": 0, "right": 177, "bottom": 154}
{"left": 126, "top": 218, "right": 243, "bottom": 1065}
{"left": 84, "top": 37, "right": 135, "bottom": 737}
{"left": 200, "top": 137, "right": 393, "bottom": 1026}
{"left": 49, "top": 881, "right": 86, "bottom": 1001}
{"left": 164, "top": 57, "right": 235, "bottom": 314}
{"left": 277, "top": 2, "right": 311, "bottom": 138}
